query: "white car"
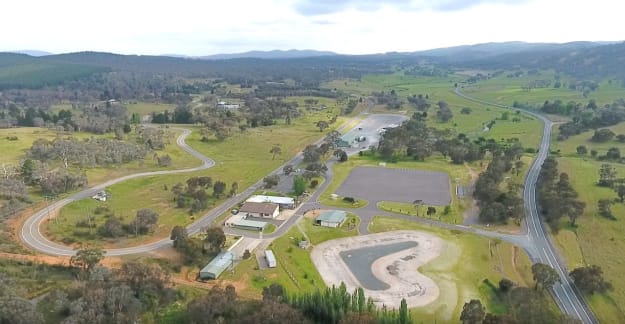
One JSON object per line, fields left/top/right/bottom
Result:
{"left": 92, "top": 191, "right": 107, "bottom": 202}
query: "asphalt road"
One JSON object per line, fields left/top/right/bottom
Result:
{"left": 454, "top": 88, "right": 597, "bottom": 324}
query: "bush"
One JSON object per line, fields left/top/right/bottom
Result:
{"left": 342, "top": 197, "right": 355, "bottom": 203}
{"left": 309, "top": 179, "right": 319, "bottom": 188}
{"left": 243, "top": 249, "right": 251, "bottom": 259}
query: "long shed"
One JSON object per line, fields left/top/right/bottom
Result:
{"left": 265, "top": 250, "right": 277, "bottom": 268}
{"left": 199, "top": 251, "right": 235, "bottom": 280}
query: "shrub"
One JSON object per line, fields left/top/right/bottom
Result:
{"left": 342, "top": 197, "right": 355, "bottom": 203}
{"left": 309, "top": 179, "right": 319, "bottom": 188}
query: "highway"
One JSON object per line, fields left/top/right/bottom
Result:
{"left": 454, "top": 88, "right": 597, "bottom": 324}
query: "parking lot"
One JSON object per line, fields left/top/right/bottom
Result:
{"left": 335, "top": 166, "right": 451, "bottom": 205}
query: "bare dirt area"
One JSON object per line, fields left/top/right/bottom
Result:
{"left": 311, "top": 230, "right": 444, "bottom": 308}
{"left": 336, "top": 167, "right": 451, "bottom": 205}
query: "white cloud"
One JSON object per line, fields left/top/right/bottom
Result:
{"left": 0, "top": 0, "right": 622, "bottom": 55}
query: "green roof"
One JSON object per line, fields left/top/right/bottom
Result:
{"left": 200, "top": 251, "right": 235, "bottom": 279}
{"left": 316, "top": 210, "right": 346, "bottom": 223}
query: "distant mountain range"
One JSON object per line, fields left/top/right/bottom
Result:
{"left": 2, "top": 40, "right": 624, "bottom": 89}
{"left": 8, "top": 50, "right": 53, "bottom": 57}
{"left": 6, "top": 41, "right": 622, "bottom": 61}
{"left": 198, "top": 49, "right": 337, "bottom": 60}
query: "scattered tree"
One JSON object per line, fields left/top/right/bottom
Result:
{"left": 570, "top": 265, "right": 612, "bottom": 294}
{"left": 460, "top": 299, "right": 485, "bottom": 324}
{"left": 270, "top": 144, "right": 282, "bottom": 160}
{"left": 531, "top": 263, "right": 560, "bottom": 290}
{"left": 205, "top": 227, "right": 226, "bottom": 253}
{"left": 70, "top": 246, "right": 105, "bottom": 275}
{"left": 170, "top": 225, "right": 188, "bottom": 247}
{"left": 293, "top": 175, "right": 306, "bottom": 196}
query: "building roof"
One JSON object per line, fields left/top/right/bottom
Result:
{"left": 227, "top": 215, "right": 268, "bottom": 229}
{"left": 240, "top": 202, "right": 279, "bottom": 214}
{"left": 246, "top": 195, "right": 295, "bottom": 205}
{"left": 265, "top": 250, "right": 276, "bottom": 265}
{"left": 200, "top": 251, "right": 235, "bottom": 277}
{"left": 316, "top": 210, "right": 347, "bottom": 223}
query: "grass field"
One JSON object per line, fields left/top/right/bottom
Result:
{"left": 377, "top": 201, "right": 462, "bottom": 224}
{"left": 0, "top": 127, "right": 201, "bottom": 185}
{"left": 552, "top": 120, "right": 625, "bottom": 157}
{"left": 50, "top": 106, "right": 345, "bottom": 246}
{"left": 326, "top": 73, "right": 544, "bottom": 149}
{"left": 0, "top": 258, "right": 74, "bottom": 299}
{"left": 0, "top": 127, "right": 104, "bottom": 164}
{"left": 48, "top": 173, "right": 207, "bottom": 247}
{"left": 461, "top": 72, "right": 625, "bottom": 108}
{"left": 368, "top": 216, "right": 537, "bottom": 322}
{"left": 551, "top": 157, "right": 625, "bottom": 323}
{"left": 218, "top": 214, "right": 359, "bottom": 299}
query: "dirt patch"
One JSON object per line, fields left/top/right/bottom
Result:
{"left": 303, "top": 209, "right": 327, "bottom": 219}
{"left": 311, "top": 230, "right": 443, "bottom": 308}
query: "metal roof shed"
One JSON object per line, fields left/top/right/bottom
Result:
{"left": 265, "top": 250, "right": 277, "bottom": 268}
{"left": 315, "top": 210, "right": 347, "bottom": 228}
{"left": 199, "top": 251, "right": 235, "bottom": 280}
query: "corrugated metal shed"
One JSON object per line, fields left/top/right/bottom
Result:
{"left": 200, "top": 251, "right": 235, "bottom": 280}
{"left": 265, "top": 250, "right": 277, "bottom": 268}
{"left": 316, "top": 210, "right": 347, "bottom": 228}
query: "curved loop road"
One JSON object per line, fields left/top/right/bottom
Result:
{"left": 21, "top": 127, "right": 216, "bottom": 256}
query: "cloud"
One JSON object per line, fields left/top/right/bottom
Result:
{"left": 431, "top": 0, "right": 527, "bottom": 11}
{"left": 293, "top": 0, "right": 528, "bottom": 15}
{"left": 293, "top": 0, "right": 413, "bottom": 15}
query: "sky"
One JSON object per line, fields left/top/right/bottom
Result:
{"left": 2, "top": 0, "right": 623, "bottom": 56}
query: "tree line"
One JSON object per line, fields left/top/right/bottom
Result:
{"left": 537, "top": 157, "right": 585, "bottom": 230}
{"left": 472, "top": 140, "right": 525, "bottom": 224}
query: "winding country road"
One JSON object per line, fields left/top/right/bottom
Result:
{"left": 454, "top": 88, "right": 597, "bottom": 324}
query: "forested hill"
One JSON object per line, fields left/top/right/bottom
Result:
{"left": 0, "top": 53, "right": 109, "bottom": 89}
{"left": 1, "top": 41, "right": 625, "bottom": 90}
{"left": 44, "top": 52, "right": 399, "bottom": 86}
{"left": 441, "top": 41, "right": 625, "bottom": 79}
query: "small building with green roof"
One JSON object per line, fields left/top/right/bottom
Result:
{"left": 200, "top": 251, "right": 235, "bottom": 280}
{"left": 315, "top": 210, "right": 346, "bottom": 228}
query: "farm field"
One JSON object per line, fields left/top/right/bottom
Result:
{"left": 551, "top": 120, "right": 625, "bottom": 157}
{"left": 461, "top": 72, "right": 624, "bottom": 108}
{"left": 551, "top": 157, "right": 625, "bottom": 323}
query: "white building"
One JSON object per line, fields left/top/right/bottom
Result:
{"left": 265, "top": 250, "right": 277, "bottom": 268}
{"left": 246, "top": 195, "right": 295, "bottom": 209}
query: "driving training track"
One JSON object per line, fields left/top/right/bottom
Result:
{"left": 20, "top": 93, "right": 597, "bottom": 323}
